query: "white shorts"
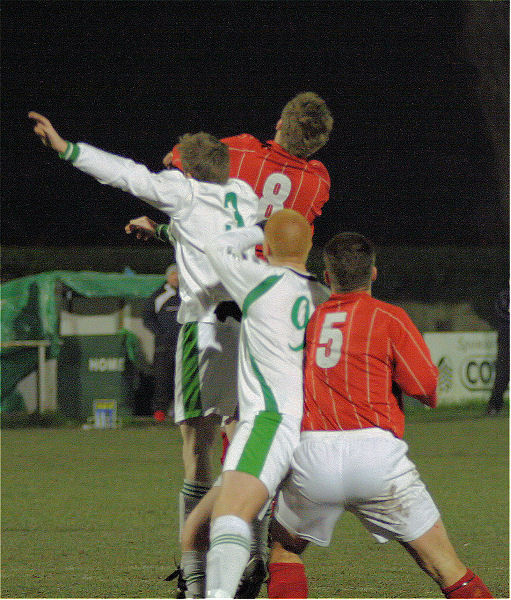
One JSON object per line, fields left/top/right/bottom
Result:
{"left": 174, "top": 319, "right": 240, "bottom": 423}
{"left": 274, "top": 428, "right": 440, "bottom": 545}
{"left": 222, "top": 412, "right": 301, "bottom": 498}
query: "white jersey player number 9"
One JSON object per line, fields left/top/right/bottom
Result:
{"left": 258, "top": 173, "right": 292, "bottom": 220}
{"left": 315, "top": 312, "right": 347, "bottom": 368}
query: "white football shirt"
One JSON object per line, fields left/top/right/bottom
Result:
{"left": 205, "top": 226, "right": 329, "bottom": 419}
{"left": 72, "top": 142, "right": 259, "bottom": 323}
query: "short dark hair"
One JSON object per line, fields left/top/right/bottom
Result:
{"left": 279, "top": 92, "right": 333, "bottom": 158}
{"left": 323, "top": 232, "right": 376, "bottom": 292}
{"left": 178, "top": 132, "right": 230, "bottom": 184}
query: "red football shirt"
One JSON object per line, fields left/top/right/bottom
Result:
{"left": 171, "top": 134, "right": 330, "bottom": 225}
{"left": 302, "top": 292, "right": 438, "bottom": 439}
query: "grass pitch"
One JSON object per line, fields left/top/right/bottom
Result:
{"left": 1, "top": 405, "right": 508, "bottom": 598}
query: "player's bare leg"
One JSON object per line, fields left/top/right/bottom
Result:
{"left": 401, "top": 519, "right": 493, "bottom": 598}
{"left": 267, "top": 519, "right": 309, "bottom": 599}
{"left": 180, "top": 486, "right": 221, "bottom": 598}
{"left": 177, "top": 415, "right": 239, "bottom": 599}
{"left": 206, "top": 471, "right": 269, "bottom": 598}
{"left": 220, "top": 416, "right": 272, "bottom": 598}
{"left": 221, "top": 417, "right": 237, "bottom": 445}
{"left": 178, "top": 416, "right": 219, "bottom": 536}
{"left": 168, "top": 416, "right": 219, "bottom": 598}
{"left": 180, "top": 416, "right": 219, "bottom": 481}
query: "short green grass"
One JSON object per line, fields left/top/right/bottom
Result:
{"left": 1, "top": 406, "right": 508, "bottom": 598}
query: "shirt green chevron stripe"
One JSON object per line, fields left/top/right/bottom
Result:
{"left": 248, "top": 350, "right": 279, "bottom": 413}
{"left": 242, "top": 274, "right": 283, "bottom": 317}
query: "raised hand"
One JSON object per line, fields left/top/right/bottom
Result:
{"left": 28, "top": 111, "right": 68, "bottom": 153}
{"left": 125, "top": 215, "right": 158, "bottom": 240}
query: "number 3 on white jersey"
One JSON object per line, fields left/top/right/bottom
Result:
{"left": 315, "top": 312, "right": 347, "bottom": 368}
{"left": 259, "top": 173, "right": 292, "bottom": 219}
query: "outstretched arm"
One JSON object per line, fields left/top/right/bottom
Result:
{"left": 28, "top": 111, "right": 190, "bottom": 215}
{"left": 28, "top": 112, "right": 68, "bottom": 153}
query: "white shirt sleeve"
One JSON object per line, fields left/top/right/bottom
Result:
{"left": 73, "top": 143, "right": 191, "bottom": 214}
{"left": 205, "top": 226, "right": 267, "bottom": 306}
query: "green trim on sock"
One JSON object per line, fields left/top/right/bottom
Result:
{"left": 181, "top": 480, "right": 211, "bottom": 499}
{"left": 210, "top": 534, "right": 251, "bottom": 552}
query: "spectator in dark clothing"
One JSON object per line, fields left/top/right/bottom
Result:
{"left": 486, "top": 287, "right": 509, "bottom": 415}
{"left": 143, "top": 264, "right": 180, "bottom": 421}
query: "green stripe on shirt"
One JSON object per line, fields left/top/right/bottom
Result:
{"left": 248, "top": 350, "right": 279, "bottom": 413}
{"left": 242, "top": 274, "right": 283, "bottom": 317}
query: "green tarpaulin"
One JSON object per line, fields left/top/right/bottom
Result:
{"left": 1, "top": 271, "right": 164, "bottom": 413}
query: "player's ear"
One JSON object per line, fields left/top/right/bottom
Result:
{"left": 371, "top": 266, "right": 377, "bottom": 282}
{"left": 263, "top": 239, "right": 271, "bottom": 258}
{"left": 275, "top": 118, "right": 283, "bottom": 131}
{"left": 324, "top": 270, "right": 331, "bottom": 287}
{"left": 162, "top": 151, "right": 173, "bottom": 168}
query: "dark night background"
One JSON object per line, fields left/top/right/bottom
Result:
{"left": 2, "top": 0, "right": 509, "bottom": 248}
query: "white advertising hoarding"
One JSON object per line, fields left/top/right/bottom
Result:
{"left": 424, "top": 331, "right": 506, "bottom": 406}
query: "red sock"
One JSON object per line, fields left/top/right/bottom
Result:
{"left": 220, "top": 431, "right": 229, "bottom": 464}
{"left": 442, "top": 569, "right": 493, "bottom": 598}
{"left": 267, "top": 562, "right": 308, "bottom": 598}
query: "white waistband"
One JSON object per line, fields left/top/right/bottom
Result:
{"left": 300, "top": 428, "right": 395, "bottom": 441}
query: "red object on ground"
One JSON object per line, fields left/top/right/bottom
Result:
{"left": 153, "top": 410, "right": 166, "bottom": 422}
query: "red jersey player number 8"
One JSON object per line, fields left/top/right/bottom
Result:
{"left": 260, "top": 173, "right": 292, "bottom": 219}
{"left": 315, "top": 312, "right": 347, "bottom": 368}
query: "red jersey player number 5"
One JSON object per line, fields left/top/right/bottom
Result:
{"left": 315, "top": 312, "right": 348, "bottom": 369}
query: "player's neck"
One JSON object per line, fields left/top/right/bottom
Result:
{"left": 268, "top": 257, "right": 308, "bottom": 273}
{"left": 273, "top": 130, "right": 288, "bottom": 151}
{"left": 332, "top": 285, "right": 372, "bottom": 296}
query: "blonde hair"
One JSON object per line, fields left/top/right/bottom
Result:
{"left": 178, "top": 132, "right": 230, "bottom": 184}
{"left": 265, "top": 209, "right": 312, "bottom": 261}
{"left": 279, "top": 92, "right": 333, "bottom": 158}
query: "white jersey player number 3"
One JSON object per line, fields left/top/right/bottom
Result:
{"left": 260, "top": 173, "right": 292, "bottom": 219}
{"left": 315, "top": 312, "right": 348, "bottom": 368}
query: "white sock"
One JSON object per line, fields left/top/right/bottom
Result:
{"left": 206, "top": 515, "right": 251, "bottom": 598}
{"left": 181, "top": 550, "right": 206, "bottom": 599}
{"left": 179, "top": 479, "right": 211, "bottom": 537}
